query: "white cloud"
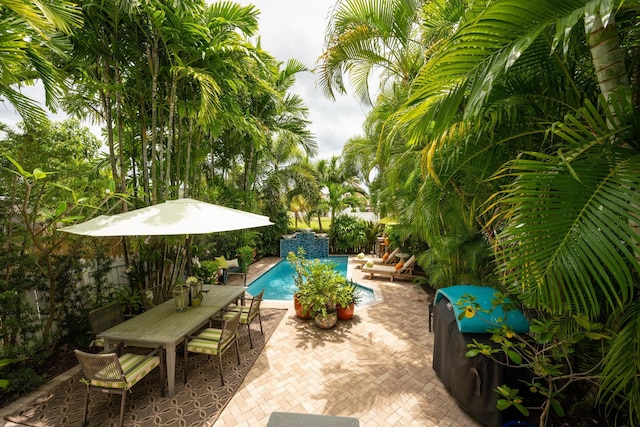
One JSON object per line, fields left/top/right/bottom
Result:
{"left": 236, "top": 0, "right": 369, "bottom": 159}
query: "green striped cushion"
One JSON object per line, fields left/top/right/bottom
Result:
{"left": 195, "top": 328, "right": 222, "bottom": 341}
{"left": 187, "top": 327, "right": 223, "bottom": 355}
{"left": 92, "top": 353, "right": 160, "bottom": 389}
{"left": 224, "top": 306, "right": 250, "bottom": 323}
{"left": 187, "top": 338, "right": 221, "bottom": 355}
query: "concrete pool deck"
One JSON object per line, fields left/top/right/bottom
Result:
{"left": 215, "top": 256, "right": 480, "bottom": 427}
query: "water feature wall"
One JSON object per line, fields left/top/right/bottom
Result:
{"left": 279, "top": 230, "right": 329, "bottom": 258}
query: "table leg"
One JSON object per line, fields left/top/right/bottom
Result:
{"left": 165, "top": 343, "right": 176, "bottom": 397}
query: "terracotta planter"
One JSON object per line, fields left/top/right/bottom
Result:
{"left": 294, "top": 294, "right": 311, "bottom": 320}
{"left": 314, "top": 312, "right": 337, "bottom": 329}
{"left": 337, "top": 303, "right": 355, "bottom": 320}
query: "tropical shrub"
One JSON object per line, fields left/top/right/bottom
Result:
{"left": 459, "top": 293, "right": 610, "bottom": 426}
{"left": 329, "top": 214, "right": 368, "bottom": 253}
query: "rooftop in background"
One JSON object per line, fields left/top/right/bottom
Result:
{"left": 340, "top": 207, "right": 378, "bottom": 222}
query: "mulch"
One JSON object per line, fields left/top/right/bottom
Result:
{"left": 3, "top": 308, "right": 287, "bottom": 427}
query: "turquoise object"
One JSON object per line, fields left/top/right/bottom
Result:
{"left": 434, "top": 285, "right": 529, "bottom": 333}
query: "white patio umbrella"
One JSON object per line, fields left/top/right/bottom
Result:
{"left": 58, "top": 198, "right": 273, "bottom": 236}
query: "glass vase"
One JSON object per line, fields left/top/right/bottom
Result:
{"left": 173, "top": 286, "right": 189, "bottom": 312}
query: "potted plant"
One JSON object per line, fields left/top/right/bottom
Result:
{"left": 112, "top": 286, "right": 143, "bottom": 317}
{"left": 335, "top": 279, "right": 361, "bottom": 321}
{"left": 237, "top": 245, "right": 254, "bottom": 273}
{"left": 288, "top": 250, "right": 312, "bottom": 319}
{"left": 288, "top": 250, "right": 343, "bottom": 329}
{"left": 303, "top": 263, "right": 342, "bottom": 329}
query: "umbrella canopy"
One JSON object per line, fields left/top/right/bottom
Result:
{"left": 58, "top": 198, "right": 273, "bottom": 236}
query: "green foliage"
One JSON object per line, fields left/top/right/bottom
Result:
{"left": 236, "top": 245, "right": 255, "bottom": 273}
{"left": 461, "top": 294, "right": 610, "bottom": 425}
{"left": 495, "top": 385, "right": 529, "bottom": 417}
{"left": 110, "top": 286, "right": 142, "bottom": 316}
{"left": 364, "top": 220, "right": 384, "bottom": 254}
{"left": 329, "top": 214, "right": 368, "bottom": 253}
{"left": 0, "top": 358, "right": 26, "bottom": 390}
{"left": 192, "top": 259, "right": 219, "bottom": 284}
{"left": 0, "top": 120, "right": 113, "bottom": 355}
{"left": 334, "top": 279, "right": 362, "bottom": 308}
{"left": 287, "top": 250, "right": 348, "bottom": 317}
{"left": 1, "top": 365, "right": 42, "bottom": 397}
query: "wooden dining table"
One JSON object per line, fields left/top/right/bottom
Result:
{"left": 98, "top": 285, "right": 246, "bottom": 397}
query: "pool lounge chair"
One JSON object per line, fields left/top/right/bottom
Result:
{"left": 361, "top": 255, "right": 416, "bottom": 282}
{"left": 352, "top": 247, "right": 400, "bottom": 268}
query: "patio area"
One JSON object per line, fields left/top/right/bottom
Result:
{"left": 0, "top": 256, "right": 480, "bottom": 427}
{"left": 214, "top": 257, "right": 479, "bottom": 427}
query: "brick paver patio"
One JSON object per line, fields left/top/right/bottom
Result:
{"left": 214, "top": 257, "right": 479, "bottom": 427}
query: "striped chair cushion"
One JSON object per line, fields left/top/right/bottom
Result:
{"left": 195, "top": 328, "right": 222, "bottom": 341}
{"left": 187, "top": 327, "right": 223, "bottom": 355}
{"left": 92, "top": 353, "right": 160, "bottom": 389}
{"left": 224, "top": 306, "right": 251, "bottom": 323}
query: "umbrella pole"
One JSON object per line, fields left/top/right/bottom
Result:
{"left": 185, "top": 235, "right": 192, "bottom": 276}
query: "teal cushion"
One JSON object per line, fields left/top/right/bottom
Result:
{"left": 434, "top": 285, "right": 529, "bottom": 333}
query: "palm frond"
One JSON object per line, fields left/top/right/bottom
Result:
{"left": 493, "top": 98, "right": 640, "bottom": 315}
{"left": 598, "top": 302, "right": 640, "bottom": 425}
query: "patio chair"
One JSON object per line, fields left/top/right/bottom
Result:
{"left": 87, "top": 302, "right": 125, "bottom": 349}
{"left": 223, "top": 288, "right": 264, "bottom": 349}
{"left": 74, "top": 347, "right": 165, "bottom": 427}
{"left": 362, "top": 255, "right": 416, "bottom": 282}
{"left": 183, "top": 310, "right": 241, "bottom": 386}
{"left": 352, "top": 247, "right": 400, "bottom": 268}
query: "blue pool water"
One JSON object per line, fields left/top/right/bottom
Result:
{"left": 247, "top": 256, "right": 375, "bottom": 305}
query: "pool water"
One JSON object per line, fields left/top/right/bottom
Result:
{"left": 247, "top": 256, "right": 376, "bottom": 305}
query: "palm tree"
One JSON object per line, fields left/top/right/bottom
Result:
{"left": 317, "top": 0, "right": 424, "bottom": 106}
{"left": 394, "top": 0, "right": 639, "bottom": 422}
{"left": 0, "top": 0, "right": 82, "bottom": 123}
{"left": 325, "top": 0, "right": 639, "bottom": 421}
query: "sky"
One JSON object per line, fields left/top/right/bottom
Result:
{"left": 236, "top": 0, "right": 369, "bottom": 159}
{"left": 0, "top": 0, "right": 368, "bottom": 159}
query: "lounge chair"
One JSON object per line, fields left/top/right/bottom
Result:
{"left": 352, "top": 247, "right": 400, "bottom": 268}
{"left": 361, "top": 255, "right": 416, "bottom": 282}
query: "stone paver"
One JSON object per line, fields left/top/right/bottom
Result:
{"left": 214, "top": 257, "right": 480, "bottom": 427}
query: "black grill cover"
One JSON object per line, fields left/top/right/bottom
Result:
{"left": 432, "top": 297, "right": 518, "bottom": 427}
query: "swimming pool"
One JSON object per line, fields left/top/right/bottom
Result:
{"left": 247, "top": 256, "right": 376, "bottom": 305}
